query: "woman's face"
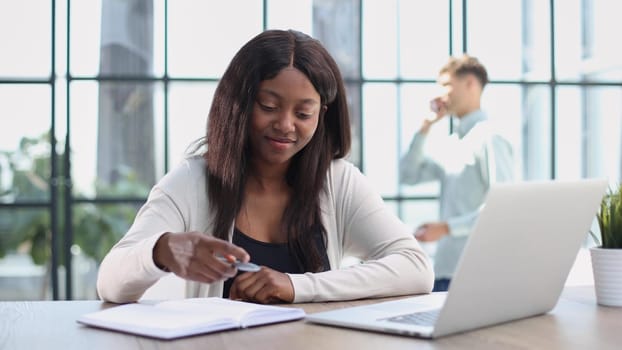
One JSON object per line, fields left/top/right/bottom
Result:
{"left": 249, "top": 67, "right": 322, "bottom": 168}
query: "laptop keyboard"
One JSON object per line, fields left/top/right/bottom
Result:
{"left": 382, "top": 309, "right": 440, "bottom": 326}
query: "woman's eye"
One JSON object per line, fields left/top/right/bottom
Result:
{"left": 259, "top": 103, "right": 277, "bottom": 111}
{"left": 297, "top": 112, "right": 313, "bottom": 119}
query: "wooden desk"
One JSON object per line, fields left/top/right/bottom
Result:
{"left": 1, "top": 286, "right": 620, "bottom": 349}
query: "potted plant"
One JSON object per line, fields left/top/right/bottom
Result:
{"left": 590, "top": 183, "right": 622, "bottom": 307}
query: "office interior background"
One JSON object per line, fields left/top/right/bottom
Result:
{"left": 0, "top": 0, "right": 621, "bottom": 300}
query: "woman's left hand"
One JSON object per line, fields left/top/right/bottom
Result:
{"left": 228, "top": 267, "right": 294, "bottom": 304}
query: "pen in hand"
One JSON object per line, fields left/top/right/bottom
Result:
{"left": 217, "top": 256, "right": 261, "bottom": 272}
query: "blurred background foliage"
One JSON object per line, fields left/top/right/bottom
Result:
{"left": 0, "top": 132, "right": 147, "bottom": 266}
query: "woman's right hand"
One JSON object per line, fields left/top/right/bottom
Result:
{"left": 152, "top": 232, "right": 250, "bottom": 284}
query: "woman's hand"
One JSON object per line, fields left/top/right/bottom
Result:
{"left": 228, "top": 267, "right": 295, "bottom": 304}
{"left": 153, "top": 232, "right": 250, "bottom": 284}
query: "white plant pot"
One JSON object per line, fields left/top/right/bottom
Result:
{"left": 590, "top": 247, "right": 622, "bottom": 307}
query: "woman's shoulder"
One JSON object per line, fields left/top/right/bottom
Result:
{"left": 157, "top": 155, "right": 206, "bottom": 191}
{"left": 180, "top": 155, "right": 207, "bottom": 174}
{"left": 326, "top": 158, "right": 368, "bottom": 192}
{"left": 328, "top": 158, "right": 360, "bottom": 177}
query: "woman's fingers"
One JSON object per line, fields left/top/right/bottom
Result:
{"left": 196, "top": 235, "right": 250, "bottom": 264}
{"left": 154, "top": 232, "right": 249, "bottom": 284}
{"left": 228, "top": 268, "right": 294, "bottom": 304}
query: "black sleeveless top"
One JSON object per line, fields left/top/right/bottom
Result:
{"left": 222, "top": 227, "right": 330, "bottom": 298}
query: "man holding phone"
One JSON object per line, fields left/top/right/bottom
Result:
{"left": 399, "top": 55, "right": 514, "bottom": 292}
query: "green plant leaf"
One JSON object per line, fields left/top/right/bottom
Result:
{"left": 2, "top": 132, "right": 143, "bottom": 267}
{"left": 597, "top": 184, "right": 622, "bottom": 249}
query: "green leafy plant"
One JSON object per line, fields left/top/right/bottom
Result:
{"left": 591, "top": 184, "right": 622, "bottom": 249}
{"left": 0, "top": 133, "right": 146, "bottom": 265}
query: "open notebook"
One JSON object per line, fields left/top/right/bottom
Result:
{"left": 78, "top": 297, "right": 305, "bottom": 339}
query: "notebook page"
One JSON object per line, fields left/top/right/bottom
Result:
{"left": 156, "top": 298, "right": 305, "bottom": 328}
{"left": 78, "top": 303, "right": 235, "bottom": 339}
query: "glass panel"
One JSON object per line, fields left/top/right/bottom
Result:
{"left": 556, "top": 86, "right": 622, "bottom": 182}
{"left": 399, "top": 0, "right": 450, "bottom": 79}
{"left": 0, "top": 208, "right": 52, "bottom": 300}
{"left": 168, "top": 83, "right": 217, "bottom": 168}
{"left": 586, "top": 1, "right": 622, "bottom": 81}
{"left": 362, "top": 83, "right": 397, "bottom": 196}
{"left": 313, "top": 0, "right": 361, "bottom": 80}
{"left": 54, "top": 0, "right": 68, "bottom": 76}
{"left": 482, "top": 84, "right": 549, "bottom": 181}
{"left": 313, "top": 0, "right": 361, "bottom": 166}
{"left": 362, "top": 0, "right": 398, "bottom": 79}
{"left": 556, "top": 0, "right": 622, "bottom": 82}
{"left": 0, "top": 0, "right": 51, "bottom": 78}
{"left": 70, "top": 81, "right": 162, "bottom": 199}
{"left": 71, "top": 203, "right": 138, "bottom": 299}
{"left": 554, "top": 0, "right": 582, "bottom": 81}
{"left": 153, "top": 0, "right": 166, "bottom": 77}
{"left": 450, "top": 0, "right": 463, "bottom": 55}
{"left": 267, "top": 0, "right": 312, "bottom": 32}
{"left": 584, "top": 87, "right": 622, "bottom": 181}
{"left": 71, "top": 0, "right": 162, "bottom": 77}
{"left": 555, "top": 87, "right": 583, "bottom": 179}
{"left": 467, "top": 0, "right": 521, "bottom": 79}
{"left": 69, "top": 0, "right": 101, "bottom": 76}
{"left": 168, "top": 0, "right": 263, "bottom": 77}
{"left": 0, "top": 85, "right": 51, "bottom": 203}
{"left": 520, "top": 85, "right": 551, "bottom": 181}
{"left": 68, "top": 81, "right": 97, "bottom": 198}
{"left": 521, "top": 0, "right": 551, "bottom": 80}
{"left": 399, "top": 83, "right": 448, "bottom": 197}
{"left": 345, "top": 83, "right": 362, "bottom": 169}
{"left": 98, "top": 0, "right": 157, "bottom": 77}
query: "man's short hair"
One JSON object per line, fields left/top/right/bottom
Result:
{"left": 439, "top": 54, "right": 488, "bottom": 88}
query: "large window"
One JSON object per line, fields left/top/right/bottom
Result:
{"left": 1, "top": 0, "right": 620, "bottom": 300}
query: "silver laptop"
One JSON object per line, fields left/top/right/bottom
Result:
{"left": 306, "top": 179, "right": 607, "bottom": 338}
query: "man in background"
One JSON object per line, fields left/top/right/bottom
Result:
{"left": 400, "top": 54, "right": 515, "bottom": 292}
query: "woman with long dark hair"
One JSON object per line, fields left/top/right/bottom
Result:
{"left": 97, "top": 29, "right": 433, "bottom": 304}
